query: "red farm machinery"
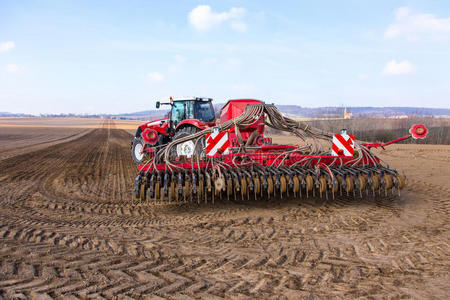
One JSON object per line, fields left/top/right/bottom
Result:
{"left": 132, "top": 98, "right": 428, "bottom": 203}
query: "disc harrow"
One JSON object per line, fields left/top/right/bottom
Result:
{"left": 133, "top": 162, "right": 407, "bottom": 204}
{"left": 132, "top": 101, "right": 428, "bottom": 205}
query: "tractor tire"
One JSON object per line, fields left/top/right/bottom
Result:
{"left": 172, "top": 126, "right": 205, "bottom": 158}
{"left": 131, "top": 137, "right": 145, "bottom": 164}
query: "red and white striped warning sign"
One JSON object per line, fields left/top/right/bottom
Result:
{"left": 331, "top": 133, "right": 355, "bottom": 156}
{"left": 205, "top": 131, "right": 230, "bottom": 156}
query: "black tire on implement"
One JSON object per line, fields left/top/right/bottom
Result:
{"left": 131, "top": 137, "right": 145, "bottom": 164}
{"left": 172, "top": 126, "right": 205, "bottom": 158}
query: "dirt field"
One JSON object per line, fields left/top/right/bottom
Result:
{"left": 0, "top": 119, "right": 448, "bottom": 299}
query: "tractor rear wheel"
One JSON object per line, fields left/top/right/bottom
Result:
{"left": 172, "top": 127, "right": 205, "bottom": 158}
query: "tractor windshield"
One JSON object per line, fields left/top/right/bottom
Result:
{"left": 170, "top": 100, "right": 214, "bottom": 125}
{"left": 195, "top": 101, "right": 215, "bottom": 122}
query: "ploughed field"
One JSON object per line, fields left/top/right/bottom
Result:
{"left": 0, "top": 119, "right": 449, "bottom": 299}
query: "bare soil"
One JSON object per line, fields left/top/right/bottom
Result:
{"left": 0, "top": 120, "right": 448, "bottom": 299}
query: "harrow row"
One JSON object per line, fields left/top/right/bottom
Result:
{"left": 134, "top": 165, "right": 405, "bottom": 204}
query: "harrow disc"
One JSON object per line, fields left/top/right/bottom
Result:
{"left": 140, "top": 184, "right": 147, "bottom": 200}
{"left": 345, "top": 176, "right": 354, "bottom": 193}
{"left": 240, "top": 177, "right": 247, "bottom": 199}
{"left": 358, "top": 175, "right": 366, "bottom": 191}
{"left": 183, "top": 180, "right": 190, "bottom": 201}
{"left": 397, "top": 174, "right": 406, "bottom": 189}
{"left": 280, "top": 176, "right": 287, "bottom": 194}
{"left": 169, "top": 181, "right": 175, "bottom": 201}
{"left": 305, "top": 175, "right": 314, "bottom": 192}
{"left": 372, "top": 174, "right": 381, "bottom": 190}
{"left": 293, "top": 176, "right": 300, "bottom": 194}
{"left": 155, "top": 182, "right": 160, "bottom": 201}
{"left": 319, "top": 176, "right": 327, "bottom": 195}
{"left": 254, "top": 177, "right": 261, "bottom": 195}
{"left": 383, "top": 174, "right": 393, "bottom": 190}
{"left": 227, "top": 178, "right": 233, "bottom": 197}
{"left": 267, "top": 176, "right": 274, "bottom": 196}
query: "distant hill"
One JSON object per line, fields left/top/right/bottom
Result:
{"left": 273, "top": 106, "right": 450, "bottom": 118}
{"left": 113, "top": 105, "right": 450, "bottom": 120}
{"left": 0, "top": 112, "right": 34, "bottom": 117}
{"left": 2, "top": 105, "right": 449, "bottom": 120}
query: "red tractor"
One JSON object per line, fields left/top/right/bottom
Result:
{"left": 131, "top": 97, "right": 216, "bottom": 163}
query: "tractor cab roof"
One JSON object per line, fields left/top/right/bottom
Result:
{"left": 170, "top": 97, "right": 213, "bottom": 102}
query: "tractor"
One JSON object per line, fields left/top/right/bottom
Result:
{"left": 131, "top": 97, "right": 216, "bottom": 164}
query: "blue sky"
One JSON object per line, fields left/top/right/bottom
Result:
{"left": 1, "top": 0, "right": 450, "bottom": 114}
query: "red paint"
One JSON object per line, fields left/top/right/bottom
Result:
{"left": 334, "top": 134, "right": 355, "bottom": 154}
{"left": 138, "top": 151, "right": 380, "bottom": 172}
{"left": 175, "top": 119, "right": 207, "bottom": 131}
{"left": 410, "top": 124, "right": 428, "bottom": 139}
{"left": 205, "top": 131, "right": 228, "bottom": 153}
{"left": 139, "top": 118, "right": 170, "bottom": 135}
{"left": 141, "top": 128, "right": 159, "bottom": 145}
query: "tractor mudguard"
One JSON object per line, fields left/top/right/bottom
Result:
{"left": 139, "top": 118, "right": 170, "bottom": 135}
{"left": 175, "top": 119, "right": 207, "bottom": 131}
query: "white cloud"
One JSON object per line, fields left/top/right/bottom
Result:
{"left": 0, "top": 41, "right": 15, "bottom": 53}
{"left": 188, "top": 5, "right": 246, "bottom": 31}
{"left": 382, "top": 60, "right": 415, "bottom": 75}
{"left": 174, "top": 54, "right": 186, "bottom": 63}
{"left": 230, "top": 21, "right": 248, "bottom": 32}
{"left": 385, "top": 7, "right": 450, "bottom": 40}
{"left": 4, "top": 64, "right": 19, "bottom": 73}
{"left": 147, "top": 72, "right": 164, "bottom": 83}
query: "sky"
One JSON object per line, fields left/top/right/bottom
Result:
{"left": 1, "top": 0, "right": 450, "bottom": 114}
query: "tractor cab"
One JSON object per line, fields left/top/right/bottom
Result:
{"left": 157, "top": 97, "right": 215, "bottom": 129}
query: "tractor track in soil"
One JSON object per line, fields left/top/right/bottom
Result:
{"left": 0, "top": 120, "right": 449, "bottom": 299}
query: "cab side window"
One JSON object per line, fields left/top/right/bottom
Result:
{"left": 171, "top": 102, "right": 185, "bottom": 125}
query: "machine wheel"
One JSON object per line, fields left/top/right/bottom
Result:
{"left": 305, "top": 175, "right": 314, "bottom": 192}
{"left": 384, "top": 174, "right": 393, "bottom": 190}
{"left": 358, "top": 175, "right": 366, "bottom": 191}
{"left": 254, "top": 177, "right": 261, "bottom": 195}
{"left": 227, "top": 178, "right": 233, "bottom": 197}
{"left": 345, "top": 176, "right": 354, "bottom": 193}
{"left": 280, "top": 176, "right": 287, "bottom": 194}
{"left": 169, "top": 182, "right": 175, "bottom": 201}
{"left": 397, "top": 174, "right": 406, "bottom": 189}
{"left": 140, "top": 184, "right": 147, "bottom": 200}
{"left": 267, "top": 177, "right": 274, "bottom": 196}
{"left": 293, "top": 176, "right": 300, "bottom": 194}
{"left": 131, "top": 137, "right": 145, "bottom": 164}
{"left": 319, "top": 176, "right": 327, "bottom": 195}
{"left": 240, "top": 177, "right": 247, "bottom": 198}
{"left": 154, "top": 182, "right": 160, "bottom": 201}
{"left": 372, "top": 174, "right": 381, "bottom": 190}
{"left": 173, "top": 126, "right": 204, "bottom": 158}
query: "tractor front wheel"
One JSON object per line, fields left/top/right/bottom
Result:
{"left": 131, "top": 137, "right": 145, "bottom": 164}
